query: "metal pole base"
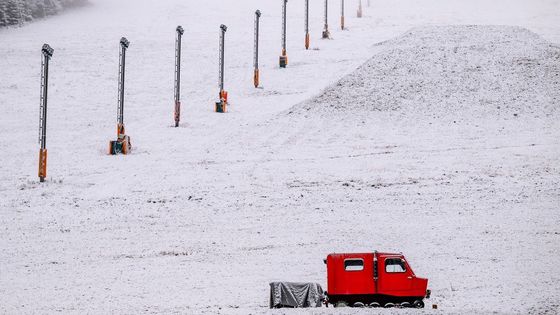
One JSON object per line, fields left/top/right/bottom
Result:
{"left": 109, "top": 136, "right": 131, "bottom": 155}
{"left": 254, "top": 69, "right": 260, "bottom": 88}
{"left": 279, "top": 56, "right": 288, "bottom": 68}
{"left": 109, "top": 124, "right": 131, "bottom": 155}
{"left": 215, "top": 90, "right": 228, "bottom": 113}
{"left": 215, "top": 101, "right": 226, "bottom": 113}
{"left": 38, "top": 148, "right": 47, "bottom": 182}
{"left": 174, "top": 101, "right": 181, "bottom": 127}
{"left": 279, "top": 50, "right": 288, "bottom": 68}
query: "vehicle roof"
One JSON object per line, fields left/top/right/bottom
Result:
{"left": 327, "top": 252, "right": 404, "bottom": 258}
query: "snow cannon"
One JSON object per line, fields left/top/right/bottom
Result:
{"left": 253, "top": 10, "right": 261, "bottom": 88}
{"left": 324, "top": 252, "right": 430, "bottom": 308}
{"left": 174, "top": 26, "right": 184, "bottom": 127}
{"left": 279, "top": 0, "right": 288, "bottom": 68}
{"left": 38, "top": 44, "right": 54, "bottom": 182}
{"left": 215, "top": 24, "right": 228, "bottom": 113}
{"left": 109, "top": 37, "right": 132, "bottom": 155}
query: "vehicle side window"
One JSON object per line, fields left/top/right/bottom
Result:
{"left": 344, "top": 259, "right": 364, "bottom": 271}
{"left": 385, "top": 258, "right": 406, "bottom": 273}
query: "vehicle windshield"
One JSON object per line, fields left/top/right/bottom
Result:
{"left": 385, "top": 258, "right": 406, "bottom": 273}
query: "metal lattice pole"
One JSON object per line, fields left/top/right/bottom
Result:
{"left": 117, "top": 37, "right": 129, "bottom": 128}
{"left": 38, "top": 44, "right": 53, "bottom": 182}
{"left": 282, "top": 0, "right": 287, "bottom": 53}
{"left": 324, "top": 0, "right": 328, "bottom": 29}
{"left": 341, "top": 0, "right": 345, "bottom": 30}
{"left": 358, "top": 0, "right": 363, "bottom": 18}
{"left": 305, "top": 0, "right": 310, "bottom": 49}
{"left": 322, "top": 0, "right": 330, "bottom": 39}
{"left": 254, "top": 10, "right": 261, "bottom": 88}
{"left": 216, "top": 24, "right": 228, "bottom": 113}
{"left": 219, "top": 25, "right": 227, "bottom": 92}
{"left": 174, "top": 26, "right": 184, "bottom": 127}
{"left": 109, "top": 37, "right": 131, "bottom": 155}
{"left": 279, "top": 0, "right": 288, "bottom": 68}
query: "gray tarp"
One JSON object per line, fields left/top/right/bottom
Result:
{"left": 269, "top": 282, "right": 324, "bottom": 308}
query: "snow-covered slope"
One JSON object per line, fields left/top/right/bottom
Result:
{"left": 0, "top": 0, "right": 559, "bottom": 314}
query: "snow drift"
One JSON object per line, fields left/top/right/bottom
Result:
{"left": 293, "top": 25, "right": 560, "bottom": 120}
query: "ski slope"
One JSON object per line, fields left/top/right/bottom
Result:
{"left": 0, "top": 0, "right": 559, "bottom": 314}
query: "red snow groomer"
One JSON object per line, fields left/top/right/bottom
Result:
{"left": 325, "top": 252, "right": 430, "bottom": 308}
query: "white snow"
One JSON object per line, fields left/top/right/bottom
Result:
{"left": 0, "top": 0, "right": 559, "bottom": 314}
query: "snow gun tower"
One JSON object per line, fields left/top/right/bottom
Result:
{"left": 215, "top": 24, "right": 228, "bottom": 113}
{"left": 322, "top": 0, "right": 331, "bottom": 39}
{"left": 305, "top": 0, "right": 310, "bottom": 49}
{"left": 254, "top": 10, "right": 261, "bottom": 88}
{"left": 38, "top": 44, "right": 54, "bottom": 183}
{"left": 109, "top": 37, "right": 131, "bottom": 155}
{"left": 357, "top": 0, "right": 363, "bottom": 18}
{"left": 279, "top": 0, "right": 288, "bottom": 68}
{"left": 340, "top": 0, "right": 345, "bottom": 30}
{"left": 174, "top": 26, "right": 184, "bottom": 127}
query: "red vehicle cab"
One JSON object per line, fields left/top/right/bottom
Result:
{"left": 325, "top": 252, "right": 429, "bottom": 308}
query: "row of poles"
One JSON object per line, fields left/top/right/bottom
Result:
{"left": 36, "top": 0, "right": 369, "bottom": 182}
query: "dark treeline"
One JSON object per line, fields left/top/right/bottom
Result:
{"left": 0, "top": 0, "right": 89, "bottom": 27}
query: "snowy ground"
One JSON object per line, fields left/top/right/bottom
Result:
{"left": 1, "top": 0, "right": 559, "bottom": 314}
